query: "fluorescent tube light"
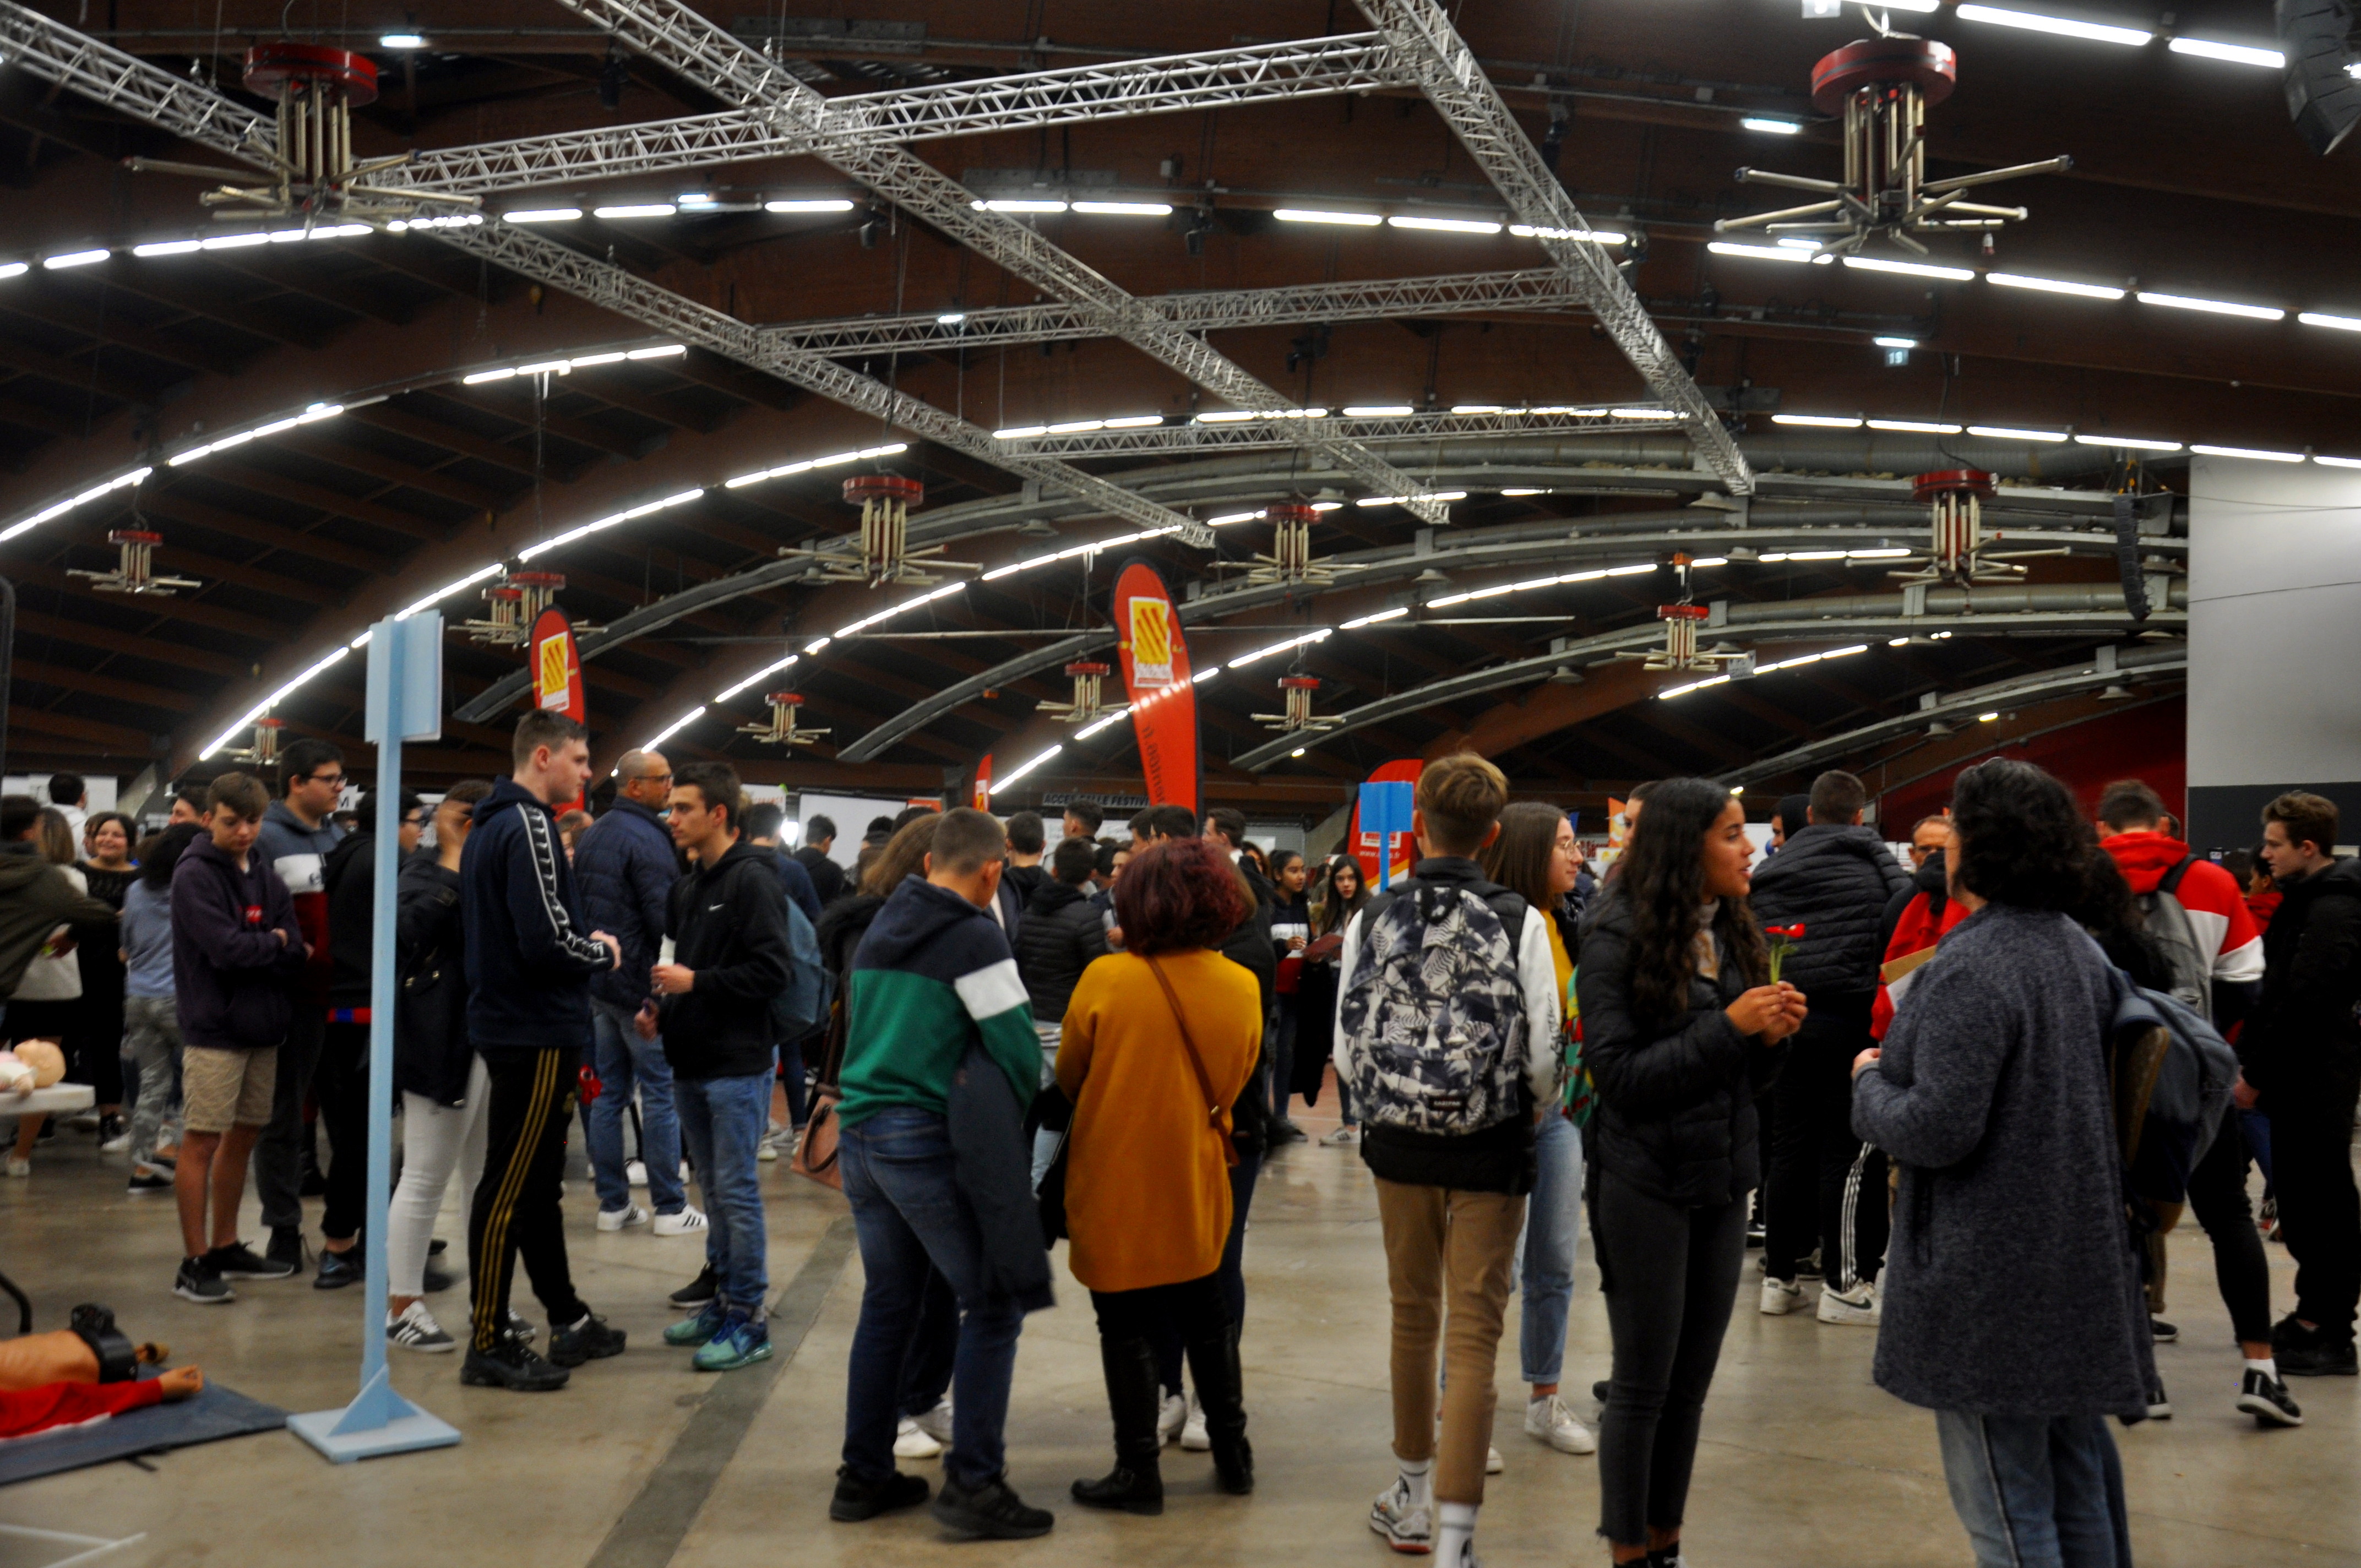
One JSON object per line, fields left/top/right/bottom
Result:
{"left": 133, "top": 239, "right": 203, "bottom": 257}
{"left": 0, "top": 263, "right": 25, "bottom": 280}
{"left": 1071, "top": 200, "right": 1172, "bottom": 216}
{"left": 1987, "top": 271, "right": 2125, "bottom": 300}
{"left": 1741, "top": 117, "right": 1803, "bottom": 134}
{"left": 43, "top": 249, "right": 109, "bottom": 269}
{"left": 973, "top": 198, "right": 1067, "bottom": 213}
{"left": 1708, "top": 241, "right": 1811, "bottom": 263}
{"left": 593, "top": 203, "right": 675, "bottom": 219}
{"left": 1508, "top": 225, "right": 1625, "bottom": 244}
{"left": 1343, "top": 405, "right": 1415, "bottom": 417}
{"left": 1955, "top": 5, "right": 2152, "bottom": 45}
{"left": 1978, "top": 711, "right": 2001, "bottom": 722}
{"left": 626, "top": 344, "right": 686, "bottom": 360}
{"left": 504, "top": 209, "right": 582, "bottom": 224}
{"left": 2190, "top": 444, "right": 2305, "bottom": 463}
{"left": 2314, "top": 455, "right": 2361, "bottom": 469}
{"left": 2136, "top": 291, "right": 2285, "bottom": 321}
{"left": 766, "top": 199, "right": 855, "bottom": 213}
{"left": 1868, "top": 419, "right": 1964, "bottom": 433}
{"left": 1844, "top": 255, "right": 1976, "bottom": 281}
{"left": 2167, "top": 37, "right": 2283, "bottom": 67}
{"left": 992, "top": 424, "right": 1047, "bottom": 440}
{"left": 1611, "top": 407, "right": 1679, "bottom": 419}
{"left": 1774, "top": 413, "right": 1864, "bottom": 428}
{"left": 2298, "top": 311, "right": 2361, "bottom": 331}
{"left": 1273, "top": 208, "right": 1383, "bottom": 226}
{"left": 1967, "top": 426, "right": 2069, "bottom": 442}
{"left": 1872, "top": 336, "right": 1919, "bottom": 349}
{"left": 1388, "top": 215, "right": 1503, "bottom": 235}
{"left": 379, "top": 32, "right": 426, "bottom": 47}
{"left": 2072, "top": 434, "right": 2181, "bottom": 450}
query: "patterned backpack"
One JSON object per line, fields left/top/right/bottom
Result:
{"left": 1339, "top": 876, "right": 1532, "bottom": 1136}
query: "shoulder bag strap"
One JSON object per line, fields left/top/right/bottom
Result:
{"left": 1144, "top": 955, "right": 1240, "bottom": 1166}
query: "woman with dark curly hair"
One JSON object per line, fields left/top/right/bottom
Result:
{"left": 1057, "top": 835, "right": 1264, "bottom": 1513}
{"left": 1852, "top": 759, "right": 2155, "bottom": 1567}
{"left": 1577, "top": 777, "right": 1803, "bottom": 1566}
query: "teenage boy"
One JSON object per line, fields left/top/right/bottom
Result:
{"left": 459, "top": 711, "right": 628, "bottom": 1391}
{"left": 793, "top": 813, "right": 849, "bottom": 906}
{"left": 1335, "top": 754, "right": 1561, "bottom": 1567}
{"left": 169, "top": 774, "right": 310, "bottom": 1303}
{"left": 574, "top": 748, "right": 698, "bottom": 1237}
{"left": 2246, "top": 791, "right": 2361, "bottom": 1378}
{"left": 253, "top": 738, "right": 346, "bottom": 1273}
{"left": 831, "top": 808, "right": 1051, "bottom": 1540}
{"left": 652, "top": 764, "right": 793, "bottom": 1372}
{"left": 1060, "top": 801, "right": 1104, "bottom": 842}
{"left": 1001, "top": 813, "right": 1048, "bottom": 905}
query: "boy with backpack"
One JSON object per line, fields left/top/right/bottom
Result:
{"left": 1332, "top": 755, "right": 1562, "bottom": 1567}
{"left": 650, "top": 764, "right": 795, "bottom": 1373}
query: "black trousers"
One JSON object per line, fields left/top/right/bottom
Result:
{"left": 1094, "top": 1271, "right": 1231, "bottom": 1342}
{"left": 1764, "top": 1005, "right": 1887, "bottom": 1288}
{"left": 255, "top": 1006, "right": 325, "bottom": 1237}
{"left": 2270, "top": 1066, "right": 2361, "bottom": 1337}
{"left": 2174, "top": 1108, "right": 2275, "bottom": 1345}
{"left": 467, "top": 1048, "right": 588, "bottom": 1353}
{"left": 315, "top": 1021, "right": 371, "bottom": 1243}
{"left": 1596, "top": 1174, "right": 1748, "bottom": 1547}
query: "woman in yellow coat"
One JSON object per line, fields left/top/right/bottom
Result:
{"left": 1057, "top": 834, "right": 1263, "bottom": 1515}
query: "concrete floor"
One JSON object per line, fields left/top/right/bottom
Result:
{"left": 2, "top": 1094, "right": 2354, "bottom": 1568}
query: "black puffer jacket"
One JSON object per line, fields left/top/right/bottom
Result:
{"left": 1576, "top": 887, "right": 1784, "bottom": 1207}
{"left": 395, "top": 855, "right": 473, "bottom": 1106}
{"left": 2243, "top": 853, "right": 2361, "bottom": 1093}
{"left": 1747, "top": 823, "right": 1911, "bottom": 1002}
{"left": 1014, "top": 878, "right": 1109, "bottom": 1023}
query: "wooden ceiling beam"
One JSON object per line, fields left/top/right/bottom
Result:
{"left": 203, "top": 458, "right": 451, "bottom": 542}
{"left": 278, "top": 429, "right": 509, "bottom": 514}
{"left": 14, "top": 608, "right": 248, "bottom": 679}
{"left": 135, "top": 489, "right": 391, "bottom": 576}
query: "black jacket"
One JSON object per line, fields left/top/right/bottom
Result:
{"left": 170, "top": 835, "right": 305, "bottom": 1051}
{"left": 1219, "top": 898, "right": 1277, "bottom": 1160}
{"left": 1577, "top": 886, "right": 1784, "bottom": 1207}
{"left": 461, "top": 777, "right": 614, "bottom": 1058}
{"left": 322, "top": 830, "right": 378, "bottom": 1012}
{"left": 1746, "top": 822, "right": 1911, "bottom": 1003}
{"left": 1015, "top": 878, "right": 1108, "bottom": 1023}
{"left": 658, "top": 837, "right": 795, "bottom": 1081}
{"left": 2243, "top": 854, "right": 2361, "bottom": 1094}
{"left": 574, "top": 797, "right": 676, "bottom": 1014}
{"left": 395, "top": 855, "right": 474, "bottom": 1106}
{"left": 793, "top": 844, "right": 850, "bottom": 907}
{"left": 949, "top": 1042, "right": 1056, "bottom": 1312}
{"left": 1002, "top": 862, "right": 1047, "bottom": 908}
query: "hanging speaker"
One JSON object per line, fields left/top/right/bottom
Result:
{"left": 2277, "top": 0, "right": 2361, "bottom": 155}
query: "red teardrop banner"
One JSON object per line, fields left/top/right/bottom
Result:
{"left": 1111, "top": 560, "right": 1199, "bottom": 813}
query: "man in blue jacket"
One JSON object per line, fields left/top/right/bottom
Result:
{"left": 459, "top": 710, "right": 629, "bottom": 1392}
{"left": 573, "top": 748, "right": 699, "bottom": 1236}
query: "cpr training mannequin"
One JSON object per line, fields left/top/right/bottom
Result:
{"left": 0, "top": 1039, "right": 66, "bottom": 1094}
{"left": 0, "top": 1304, "right": 186, "bottom": 1391}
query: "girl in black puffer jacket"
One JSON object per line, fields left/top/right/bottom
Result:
{"left": 1576, "top": 779, "right": 1804, "bottom": 1567}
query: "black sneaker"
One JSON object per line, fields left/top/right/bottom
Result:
{"left": 930, "top": 1473, "right": 1054, "bottom": 1540}
{"left": 265, "top": 1227, "right": 306, "bottom": 1275}
{"left": 429, "top": 1237, "right": 449, "bottom": 1256}
{"left": 315, "top": 1245, "right": 364, "bottom": 1290}
{"left": 1592, "top": 1379, "right": 1611, "bottom": 1405}
{"left": 831, "top": 1466, "right": 931, "bottom": 1522}
{"left": 460, "top": 1336, "right": 570, "bottom": 1391}
{"left": 669, "top": 1264, "right": 720, "bottom": 1308}
{"left": 210, "top": 1240, "right": 297, "bottom": 1280}
{"left": 127, "top": 1167, "right": 173, "bottom": 1194}
{"left": 2238, "top": 1367, "right": 2304, "bottom": 1425}
{"left": 422, "top": 1262, "right": 456, "bottom": 1294}
{"left": 547, "top": 1312, "right": 627, "bottom": 1367}
{"left": 173, "top": 1255, "right": 233, "bottom": 1304}
{"left": 2280, "top": 1336, "right": 2358, "bottom": 1378}
{"left": 2150, "top": 1317, "right": 2178, "bottom": 1343}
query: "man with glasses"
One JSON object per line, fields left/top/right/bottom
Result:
{"left": 246, "top": 739, "right": 349, "bottom": 1275}
{"left": 574, "top": 750, "right": 705, "bottom": 1243}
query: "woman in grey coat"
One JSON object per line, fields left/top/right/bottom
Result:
{"left": 1852, "top": 759, "right": 2154, "bottom": 1568}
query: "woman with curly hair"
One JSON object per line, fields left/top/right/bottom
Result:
{"left": 1577, "top": 778, "right": 1803, "bottom": 1566}
{"left": 1852, "top": 759, "right": 2153, "bottom": 1567}
{"left": 1058, "top": 834, "right": 1263, "bottom": 1512}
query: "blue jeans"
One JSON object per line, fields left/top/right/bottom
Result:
{"left": 676, "top": 1063, "right": 773, "bottom": 1309}
{"left": 1514, "top": 1109, "right": 1584, "bottom": 1385}
{"left": 839, "top": 1107, "right": 1026, "bottom": 1490}
{"left": 1935, "top": 1411, "right": 2133, "bottom": 1568}
{"left": 588, "top": 1000, "right": 685, "bottom": 1215}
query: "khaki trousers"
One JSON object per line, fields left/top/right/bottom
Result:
{"left": 1374, "top": 1177, "right": 1527, "bottom": 1505}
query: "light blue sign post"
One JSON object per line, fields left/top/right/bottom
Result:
{"left": 289, "top": 612, "right": 462, "bottom": 1464}
{"left": 1359, "top": 780, "right": 1415, "bottom": 891}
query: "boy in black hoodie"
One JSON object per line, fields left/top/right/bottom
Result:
{"left": 652, "top": 764, "right": 793, "bottom": 1373}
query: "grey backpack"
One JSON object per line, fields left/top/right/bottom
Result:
{"left": 2137, "top": 857, "right": 2212, "bottom": 1020}
{"left": 1339, "top": 876, "right": 1532, "bottom": 1136}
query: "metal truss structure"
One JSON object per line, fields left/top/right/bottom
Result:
{"left": 0, "top": 0, "right": 268, "bottom": 157}
{"left": 382, "top": 34, "right": 1412, "bottom": 199}
{"left": 998, "top": 407, "right": 1685, "bottom": 459}
{"left": 771, "top": 268, "right": 1595, "bottom": 355}
{"left": 1351, "top": 0, "right": 1753, "bottom": 496}
{"left": 546, "top": 0, "right": 1458, "bottom": 525}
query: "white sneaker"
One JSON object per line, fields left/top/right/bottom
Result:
{"left": 3, "top": 1156, "right": 27, "bottom": 1178}
{"left": 1817, "top": 1281, "right": 1881, "bottom": 1326}
{"left": 1524, "top": 1393, "right": 1596, "bottom": 1455}
{"left": 1322, "top": 1125, "right": 1361, "bottom": 1145}
{"left": 1180, "top": 1390, "right": 1209, "bottom": 1451}
{"left": 914, "top": 1395, "right": 953, "bottom": 1445}
{"left": 1369, "top": 1477, "right": 1433, "bottom": 1553}
{"left": 893, "top": 1415, "right": 944, "bottom": 1459}
{"left": 99, "top": 1130, "right": 132, "bottom": 1153}
{"left": 597, "top": 1203, "right": 649, "bottom": 1232}
{"left": 1760, "top": 1277, "right": 1807, "bottom": 1316}
{"left": 1485, "top": 1445, "right": 1503, "bottom": 1475}
{"left": 755, "top": 1131, "right": 780, "bottom": 1163}
{"left": 626, "top": 1159, "right": 649, "bottom": 1188}
{"left": 652, "top": 1206, "right": 709, "bottom": 1237}
{"left": 387, "top": 1300, "right": 456, "bottom": 1352}
{"left": 1157, "top": 1391, "right": 1187, "bottom": 1445}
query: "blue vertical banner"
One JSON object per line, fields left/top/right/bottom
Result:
{"left": 1358, "top": 780, "right": 1415, "bottom": 891}
{"left": 288, "top": 612, "right": 462, "bottom": 1464}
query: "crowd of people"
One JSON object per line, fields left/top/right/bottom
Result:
{"left": 1, "top": 725, "right": 2354, "bottom": 1567}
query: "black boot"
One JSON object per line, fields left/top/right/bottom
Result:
{"left": 1184, "top": 1324, "right": 1253, "bottom": 1495}
{"left": 1071, "top": 1335, "right": 1165, "bottom": 1515}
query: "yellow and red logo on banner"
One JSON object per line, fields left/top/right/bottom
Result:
{"left": 972, "top": 755, "right": 993, "bottom": 810}
{"left": 530, "top": 608, "right": 587, "bottom": 811}
{"left": 1112, "top": 560, "right": 1199, "bottom": 812}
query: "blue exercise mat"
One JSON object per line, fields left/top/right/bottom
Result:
{"left": 0, "top": 1375, "right": 285, "bottom": 1486}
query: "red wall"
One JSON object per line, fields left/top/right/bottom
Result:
{"left": 1878, "top": 699, "right": 2186, "bottom": 831}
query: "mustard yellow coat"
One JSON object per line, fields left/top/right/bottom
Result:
{"left": 1056, "top": 948, "right": 1263, "bottom": 1294}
